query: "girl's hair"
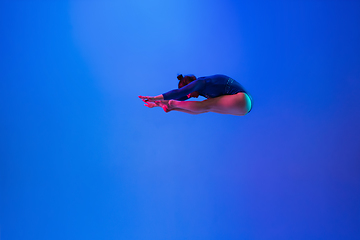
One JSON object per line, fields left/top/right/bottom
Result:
{"left": 177, "top": 74, "right": 196, "bottom": 88}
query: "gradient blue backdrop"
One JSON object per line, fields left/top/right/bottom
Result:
{"left": 1, "top": 1, "right": 360, "bottom": 239}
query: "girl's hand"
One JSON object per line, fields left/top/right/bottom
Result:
{"left": 138, "top": 95, "right": 155, "bottom": 102}
{"left": 138, "top": 95, "right": 163, "bottom": 102}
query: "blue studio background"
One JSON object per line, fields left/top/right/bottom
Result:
{"left": 1, "top": 1, "right": 360, "bottom": 239}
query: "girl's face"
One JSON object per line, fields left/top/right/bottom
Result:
{"left": 187, "top": 91, "right": 200, "bottom": 98}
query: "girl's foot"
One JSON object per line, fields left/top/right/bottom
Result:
{"left": 144, "top": 102, "right": 158, "bottom": 108}
{"left": 155, "top": 100, "right": 172, "bottom": 113}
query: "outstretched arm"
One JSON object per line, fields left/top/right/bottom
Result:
{"left": 138, "top": 94, "right": 189, "bottom": 102}
{"left": 139, "top": 79, "right": 205, "bottom": 102}
{"left": 162, "top": 80, "right": 205, "bottom": 100}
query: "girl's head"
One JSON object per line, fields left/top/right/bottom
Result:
{"left": 177, "top": 74, "right": 200, "bottom": 98}
{"left": 177, "top": 74, "right": 196, "bottom": 88}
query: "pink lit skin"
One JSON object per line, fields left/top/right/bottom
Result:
{"left": 139, "top": 91, "right": 251, "bottom": 116}
{"left": 139, "top": 91, "right": 200, "bottom": 114}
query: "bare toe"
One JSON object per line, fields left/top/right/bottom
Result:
{"left": 146, "top": 102, "right": 157, "bottom": 108}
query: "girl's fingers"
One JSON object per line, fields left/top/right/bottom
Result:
{"left": 139, "top": 96, "right": 153, "bottom": 101}
{"left": 139, "top": 95, "right": 158, "bottom": 102}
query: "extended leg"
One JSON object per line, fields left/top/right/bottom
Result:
{"left": 169, "top": 93, "right": 251, "bottom": 116}
{"left": 168, "top": 107, "right": 202, "bottom": 115}
{"left": 169, "top": 100, "right": 210, "bottom": 114}
{"left": 153, "top": 101, "right": 203, "bottom": 114}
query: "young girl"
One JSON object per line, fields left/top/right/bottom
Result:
{"left": 139, "top": 74, "right": 253, "bottom": 116}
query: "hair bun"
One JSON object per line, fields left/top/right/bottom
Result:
{"left": 177, "top": 74, "right": 184, "bottom": 81}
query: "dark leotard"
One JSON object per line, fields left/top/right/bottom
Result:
{"left": 162, "top": 74, "right": 253, "bottom": 112}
